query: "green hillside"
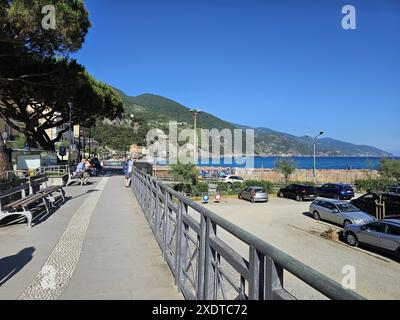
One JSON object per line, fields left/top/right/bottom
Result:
{"left": 121, "top": 92, "right": 235, "bottom": 131}
{"left": 101, "top": 88, "right": 391, "bottom": 156}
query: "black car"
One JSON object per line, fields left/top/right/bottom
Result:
{"left": 277, "top": 184, "right": 318, "bottom": 202}
{"left": 316, "top": 183, "right": 355, "bottom": 200}
{"left": 389, "top": 186, "right": 400, "bottom": 194}
{"left": 350, "top": 193, "right": 400, "bottom": 217}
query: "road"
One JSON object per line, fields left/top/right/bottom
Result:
{"left": 191, "top": 196, "right": 400, "bottom": 300}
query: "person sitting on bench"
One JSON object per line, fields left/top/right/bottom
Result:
{"left": 75, "top": 159, "right": 90, "bottom": 185}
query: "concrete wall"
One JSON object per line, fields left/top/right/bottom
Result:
{"left": 235, "top": 168, "right": 378, "bottom": 184}
{"left": 154, "top": 166, "right": 378, "bottom": 184}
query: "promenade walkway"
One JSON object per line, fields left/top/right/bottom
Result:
{"left": 0, "top": 175, "right": 182, "bottom": 300}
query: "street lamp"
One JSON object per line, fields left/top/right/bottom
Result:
{"left": 190, "top": 109, "right": 201, "bottom": 164}
{"left": 306, "top": 131, "right": 325, "bottom": 180}
{"left": 68, "top": 101, "right": 73, "bottom": 166}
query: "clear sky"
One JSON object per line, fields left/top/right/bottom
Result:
{"left": 74, "top": 0, "right": 400, "bottom": 155}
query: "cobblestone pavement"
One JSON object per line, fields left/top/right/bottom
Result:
{"left": 19, "top": 178, "right": 109, "bottom": 300}
{"left": 0, "top": 175, "right": 182, "bottom": 300}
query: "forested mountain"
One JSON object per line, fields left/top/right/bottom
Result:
{"left": 105, "top": 88, "right": 391, "bottom": 156}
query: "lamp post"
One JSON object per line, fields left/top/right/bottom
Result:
{"left": 306, "top": 131, "right": 324, "bottom": 181}
{"left": 190, "top": 109, "right": 201, "bottom": 165}
{"left": 68, "top": 101, "right": 73, "bottom": 166}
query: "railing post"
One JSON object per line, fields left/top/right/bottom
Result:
{"left": 154, "top": 182, "right": 161, "bottom": 240}
{"left": 249, "top": 246, "right": 264, "bottom": 300}
{"left": 204, "top": 217, "right": 217, "bottom": 299}
{"left": 162, "top": 190, "right": 171, "bottom": 262}
{"left": 265, "top": 256, "right": 284, "bottom": 300}
{"left": 175, "top": 199, "right": 188, "bottom": 289}
{"left": 197, "top": 214, "right": 207, "bottom": 299}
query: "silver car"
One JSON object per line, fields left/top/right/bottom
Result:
{"left": 309, "top": 199, "right": 375, "bottom": 227}
{"left": 239, "top": 186, "right": 268, "bottom": 203}
{"left": 343, "top": 220, "right": 400, "bottom": 259}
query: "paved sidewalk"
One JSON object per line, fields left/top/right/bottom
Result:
{"left": 0, "top": 175, "right": 182, "bottom": 300}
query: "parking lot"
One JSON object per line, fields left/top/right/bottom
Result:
{"left": 197, "top": 195, "right": 400, "bottom": 300}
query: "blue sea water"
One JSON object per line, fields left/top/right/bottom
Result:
{"left": 189, "top": 157, "right": 400, "bottom": 170}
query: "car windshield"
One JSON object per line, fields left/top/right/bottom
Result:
{"left": 255, "top": 189, "right": 266, "bottom": 193}
{"left": 337, "top": 203, "right": 359, "bottom": 212}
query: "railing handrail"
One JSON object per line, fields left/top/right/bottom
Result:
{"left": 132, "top": 167, "right": 365, "bottom": 300}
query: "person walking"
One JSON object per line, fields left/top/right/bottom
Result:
{"left": 124, "top": 156, "right": 134, "bottom": 187}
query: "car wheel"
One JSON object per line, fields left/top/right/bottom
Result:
{"left": 296, "top": 195, "right": 302, "bottom": 202}
{"left": 343, "top": 220, "right": 352, "bottom": 227}
{"left": 278, "top": 191, "right": 284, "bottom": 198}
{"left": 313, "top": 211, "right": 320, "bottom": 220}
{"left": 345, "top": 232, "right": 359, "bottom": 247}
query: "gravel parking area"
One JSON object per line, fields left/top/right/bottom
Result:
{"left": 194, "top": 195, "right": 400, "bottom": 300}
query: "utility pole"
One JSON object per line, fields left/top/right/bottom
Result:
{"left": 190, "top": 109, "right": 201, "bottom": 165}
{"left": 68, "top": 101, "right": 73, "bottom": 167}
{"left": 306, "top": 131, "right": 324, "bottom": 182}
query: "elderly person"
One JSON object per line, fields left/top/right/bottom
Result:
{"left": 75, "top": 159, "right": 90, "bottom": 186}
{"left": 124, "top": 156, "right": 134, "bottom": 187}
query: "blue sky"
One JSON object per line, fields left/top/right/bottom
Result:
{"left": 75, "top": 0, "right": 400, "bottom": 155}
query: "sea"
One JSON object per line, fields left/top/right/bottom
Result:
{"left": 157, "top": 156, "right": 400, "bottom": 170}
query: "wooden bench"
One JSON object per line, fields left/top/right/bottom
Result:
{"left": 29, "top": 174, "right": 65, "bottom": 208}
{"left": 0, "top": 174, "right": 65, "bottom": 228}
{"left": 0, "top": 178, "right": 33, "bottom": 227}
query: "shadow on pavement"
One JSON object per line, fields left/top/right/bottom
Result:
{"left": 0, "top": 247, "right": 35, "bottom": 287}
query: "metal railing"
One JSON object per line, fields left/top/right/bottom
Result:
{"left": 0, "top": 170, "right": 29, "bottom": 181}
{"left": 132, "top": 168, "right": 365, "bottom": 300}
{"left": 34, "top": 165, "right": 71, "bottom": 175}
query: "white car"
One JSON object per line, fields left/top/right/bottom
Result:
{"left": 219, "top": 175, "right": 246, "bottom": 184}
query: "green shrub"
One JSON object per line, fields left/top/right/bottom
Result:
{"left": 191, "top": 182, "right": 209, "bottom": 197}
{"left": 47, "top": 171, "right": 67, "bottom": 177}
{"left": 355, "top": 178, "right": 395, "bottom": 193}
{"left": 245, "top": 180, "right": 274, "bottom": 193}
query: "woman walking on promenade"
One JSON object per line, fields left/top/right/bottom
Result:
{"left": 124, "top": 156, "right": 134, "bottom": 187}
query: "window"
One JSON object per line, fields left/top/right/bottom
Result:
{"left": 387, "top": 225, "right": 400, "bottom": 236}
{"left": 361, "top": 194, "right": 375, "bottom": 202}
{"left": 337, "top": 203, "right": 359, "bottom": 212}
{"left": 365, "top": 222, "right": 387, "bottom": 233}
{"left": 255, "top": 189, "right": 266, "bottom": 193}
{"left": 320, "top": 201, "right": 335, "bottom": 210}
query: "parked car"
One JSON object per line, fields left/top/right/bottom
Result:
{"left": 277, "top": 184, "right": 318, "bottom": 202}
{"left": 343, "top": 219, "right": 400, "bottom": 259}
{"left": 316, "top": 183, "right": 355, "bottom": 200}
{"left": 389, "top": 186, "right": 400, "bottom": 194}
{"left": 219, "top": 175, "right": 246, "bottom": 184}
{"left": 238, "top": 186, "right": 268, "bottom": 203}
{"left": 350, "top": 193, "right": 400, "bottom": 217}
{"left": 309, "top": 199, "right": 375, "bottom": 227}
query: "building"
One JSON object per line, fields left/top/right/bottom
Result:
{"left": 130, "top": 144, "right": 148, "bottom": 156}
{"left": 0, "top": 118, "right": 20, "bottom": 142}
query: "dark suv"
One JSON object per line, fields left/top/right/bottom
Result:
{"left": 351, "top": 193, "right": 400, "bottom": 217}
{"left": 389, "top": 186, "right": 400, "bottom": 194}
{"left": 316, "top": 183, "right": 355, "bottom": 200}
{"left": 277, "top": 184, "right": 318, "bottom": 202}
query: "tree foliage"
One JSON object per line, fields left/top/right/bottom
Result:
{"left": 171, "top": 163, "right": 198, "bottom": 193}
{"left": 0, "top": 0, "right": 123, "bottom": 151}
{"left": 1, "top": 0, "right": 90, "bottom": 58}
{"left": 90, "top": 119, "right": 149, "bottom": 152}
{"left": 379, "top": 159, "right": 400, "bottom": 184}
{"left": 275, "top": 158, "right": 296, "bottom": 183}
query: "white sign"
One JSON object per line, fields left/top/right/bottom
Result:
{"left": 17, "top": 155, "right": 41, "bottom": 170}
